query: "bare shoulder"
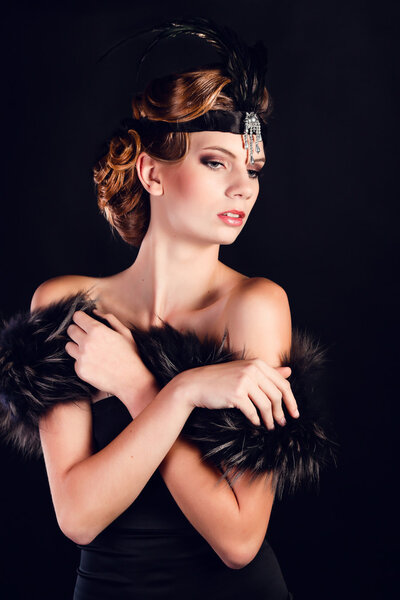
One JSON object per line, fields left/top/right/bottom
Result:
{"left": 224, "top": 276, "right": 292, "bottom": 366}
{"left": 30, "top": 274, "right": 100, "bottom": 311}
{"left": 233, "top": 275, "right": 288, "bottom": 299}
{"left": 226, "top": 276, "right": 290, "bottom": 319}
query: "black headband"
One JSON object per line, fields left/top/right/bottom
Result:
{"left": 122, "top": 110, "right": 267, "bottom": 136}
{"left": 121, "top": 110, "right": 267, "bottom": 163}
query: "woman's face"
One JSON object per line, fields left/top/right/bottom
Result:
{"left": 151, "top": 130, "right": 266, "bottom": 246}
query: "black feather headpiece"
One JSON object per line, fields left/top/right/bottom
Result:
{"left": 136, "top": 17, "right": 268, "bottom": 114}
{"left": 102, "top": 17, "right": 270, "bottom": 163}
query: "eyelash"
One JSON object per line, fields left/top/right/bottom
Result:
{"left": 201, "top": 159, "right": 262, "bottom": 179}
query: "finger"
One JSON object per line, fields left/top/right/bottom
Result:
{"left": 255, "top": 377, "right": 286, "bottom": 426}
{"left": 91, "top": 308, "right": 116, "bottom": 329}
{"left": 66, "top": 323, "right": 86, "bottom": 345}
{"left": 279, "top": 377, "right": 299, "bottom": 418}
{"left": 254, "top": 361, "right": 299, "bottom": 418}
{"left": 72, "top": 310, "right": 101, "bottom": 333}
{"left": 65, "top": 340, "right": 79, "bottom": 359}
{"left": 247, "top": 381, "right": 275, "bottom": 430}
{"left": 96, "top": 311, "right": 132, "bottom": 338}
{"left": 275, "top": 366, "right": 291, "bottom": 377}
{"left": 271, "top": 376, "right": 299, "bottom": 419}
{"left": 235, "top": 397, "right": 261, "bottom": 427}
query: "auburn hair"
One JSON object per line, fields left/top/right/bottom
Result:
{"left": 93, "top": 66, "right": 272, "bottom": 247}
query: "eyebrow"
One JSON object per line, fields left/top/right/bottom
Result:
{"left": 202, "top": 145, "right": 266, "bottom": 164}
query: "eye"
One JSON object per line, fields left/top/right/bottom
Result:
{"left": 201, "top": 158, "right": 225, "bottom": 170}
{"left": 201, "top": 157, "right": 264, "bottom": 180}
{"left": 248, "top": 167, "right": 265, "bottom": 180}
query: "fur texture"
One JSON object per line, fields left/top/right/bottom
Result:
{"left": 0, "top": 291, "right": 336, "bottom": 497}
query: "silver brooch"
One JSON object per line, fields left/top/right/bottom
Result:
{"left": 243, "top": 112, "right": 262, "bottom": 164}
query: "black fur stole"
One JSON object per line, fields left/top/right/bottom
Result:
{"left": 0, "top": 292, "right": 336, "bottom": 497}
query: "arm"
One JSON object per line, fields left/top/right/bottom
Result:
{"left": 31, "top": 279, "right": 193, "bottom": 546}
{"left": 158, "top": 435, "right": 274, "bottom": 570}
{"left": 39, "top": 381, "right": 192, "bottom": 547}
{"left": 150, "top": 278, "right": 291, "bottom": 568}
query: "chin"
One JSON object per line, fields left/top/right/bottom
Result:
{"left": 191, "top": 231, "right": 238, "bottom": 246}
{"left": 219, "top": 231, "right": 242, "bottom": 245}
{"left": 219, "top": 238, "right": 237, "bottom": 246}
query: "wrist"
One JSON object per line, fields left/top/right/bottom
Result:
{"left": 165, "top": 369, "right": 198, "bottom": 410}
{"left": 159, "top": 375, "right": 196, "bottom": 420}
{"left": 116, "top": 364, "right": 158, "bottom": 405}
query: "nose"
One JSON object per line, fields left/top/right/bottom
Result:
{"left": 225, "top": 169, "right": 254, "bottom": 201}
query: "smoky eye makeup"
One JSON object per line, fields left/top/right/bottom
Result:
{"left": 200, "top": 155, "right": 265, "bottom": 178}
{"left": 254, "top": 165, "right": 266, "bottom": 178}
{"left": 200, "top": 155, "right": 225, "bottom": 167}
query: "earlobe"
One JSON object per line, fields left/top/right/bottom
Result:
{"left": 136, "top": 152, "right": 163, "bottom": 196}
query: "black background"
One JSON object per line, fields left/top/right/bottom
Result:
{"left": 0, "top": 1, "right": 398, "bottom": 598}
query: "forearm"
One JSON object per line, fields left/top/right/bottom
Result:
{"left": 159, "top": 442, "right": 273, "bottom": 567}
{"left": 49, "top": 379, "right": 193, "bottom": 545}
{"left": 123, "top": 371, "right": 269, "bottom": 566}
{"left": 123, "top": 371, "right": 242, "bottom": 545}
{"left": 158, "top": 437, "right": 243, "bottom": 560}
{"left": 137, "top": 375, "right": 272, "bottom": 566}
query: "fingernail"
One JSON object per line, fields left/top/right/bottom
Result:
{"left": 293, "top": 409, "right": 300, "bottom": 418}
{"left": 279, "top": 417, "right": 286, "bottom": 426}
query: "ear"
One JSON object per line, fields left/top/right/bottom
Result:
{"left": 135, "top": 152, "right": 163, "bottom": 196}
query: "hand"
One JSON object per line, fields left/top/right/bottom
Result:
{"left": 170, "top": 359, "right": 299, "bottom": 430}
{"left": 65, "top": 308, "right": 154, "bottom": 400}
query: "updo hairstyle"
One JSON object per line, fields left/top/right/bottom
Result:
{"left": 93, "top": 67, "right": 271, "bottom": 247}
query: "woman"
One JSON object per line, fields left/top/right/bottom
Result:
{"left": 0, "top": 18, "right": 332, "bottom": 600}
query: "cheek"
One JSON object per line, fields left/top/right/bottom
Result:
{"left": 173, "top": 174, "right": 196, "bottom": 197}
{"left": 167, "top": 166, "right": 211, "bottom": 206}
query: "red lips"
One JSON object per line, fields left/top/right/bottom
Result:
{"left": 217, "top": 210, "right": 245, "bottom": 218}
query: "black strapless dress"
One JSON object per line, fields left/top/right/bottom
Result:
{"left": 73, "top": 396, "right": 293, "bottom": 600}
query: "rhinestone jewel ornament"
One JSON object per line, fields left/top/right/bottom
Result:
{"left": 243, "top": 112, "right": 262, "bottom": 164}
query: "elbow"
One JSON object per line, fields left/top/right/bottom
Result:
{"left": 59, "top": 522, "right": 97, "bottom": 546}
{"left": 215, "top": 518, "right": 270, "bottom": 569}
{"left": 63, "top": 529, "right": 96, "bottom": 547}
{"left": 220, "top": 541, "right": 261, "bottom": 570}
{"left": 57, "top": 511, "right": 99, "bottom": 546}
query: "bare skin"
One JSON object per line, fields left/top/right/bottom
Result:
{"left": 32, "top": 131, "right": 298, "bottom": 569}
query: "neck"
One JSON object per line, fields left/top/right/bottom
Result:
{"left": 122, "top": 224, "right": 223, "bottom": 327}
